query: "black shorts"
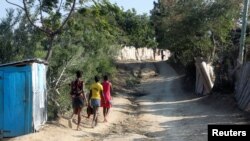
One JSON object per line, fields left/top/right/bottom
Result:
{"left": 72, "top": 97, "right": 84, "bottom": 109}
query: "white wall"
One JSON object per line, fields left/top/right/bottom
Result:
{"left": 116, "top": 46, "right": 170, "bottom": 61}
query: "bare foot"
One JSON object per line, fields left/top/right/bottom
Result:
{"left": 76, "top": 127, "right": 82, "bottom": 131}
{"left": 72, "top": 119, "right": 77, "bottom": 124}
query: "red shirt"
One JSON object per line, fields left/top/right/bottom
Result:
{"left": 102, "top": 80, "right": 112, "bottom": 101}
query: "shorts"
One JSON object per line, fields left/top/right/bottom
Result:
{"left": 91, "top": 99, "right": 100, "bottom": 107}
{"left": 72, "top": 97, "right": 84, "bottom": 109}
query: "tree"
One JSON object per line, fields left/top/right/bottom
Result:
{"left": 44, "top": 1, "right": 122, "bottom": 117}
{"left": 0, "top": 9, "right": 21, "bottom": 63}
{"left": 151, "top": 0, "right": 240, "bottom": 65}
{"left": 89, "top": 0, "right": 157, "bottom": 48}
{"left": 5, "top": 0, "right": 79, "bottom": 61}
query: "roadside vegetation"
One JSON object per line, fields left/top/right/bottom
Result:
{"left": 0, "top": 0, "right": 156, "bottom": 119}
{"left": 151, "top": 0, "right": 247, "bottom": 91}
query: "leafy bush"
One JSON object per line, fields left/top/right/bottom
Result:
{"left": 126, "top": 76, "right": 140, "bottom": 87}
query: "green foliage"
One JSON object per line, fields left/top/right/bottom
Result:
{"left": 93, "top": 1, "right": 157, "bottom": 48}
{"left": 152, "top": 0, "right": 240, "bottom": 65}
{"left": 41, "top": 0, "right": 59, "bottom": 12}
{"left": 116, "top": 10, "right": 157, "bottom": 48}
{"left": 126, "top": 76, "right": 140, "bottom": 88}
{"left": 0, "top": 9, "right": 44, "bottom": 63}
{"left": 45, "top": 1, "right": 122, "bottom": 115}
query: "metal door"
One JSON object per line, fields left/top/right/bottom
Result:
{"left": 3, "top": 71, "right": 27, "bottom": 137}
{"left": 0, "top": 71, "right": 3, "bottom": 138}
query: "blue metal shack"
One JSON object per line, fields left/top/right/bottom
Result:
{"left": 0, "top": 59, "right": 48, "bottom": 137}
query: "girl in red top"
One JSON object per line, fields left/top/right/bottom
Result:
{"left": 101, "top": 75, "right": 112, "bottom": 122}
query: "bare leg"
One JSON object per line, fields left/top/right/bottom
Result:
{"left": 68, "top": 108, "right": 76, "bottom": 128}
{"left": 95, "top": 107, "right": 99, "bottom": 126}
{"left": 105, "top": 108, "right": 110, "bottom": 122}
{"left": 71, "top": 107, "right": 78, "bottom": 119}
{"left": 103, "top": 108, "right": 107, "bottom": 122}
{"left": 92, "top": 107, "right": 97, "bottom": 128}
{"left": 103, "top": 108, "right": 105, "bottom": 119}
{"left": 76, "top": 108, "right": 82, "bottom": 130}
{"left": 92, "top": 107, "right": 99, "bottom": 128}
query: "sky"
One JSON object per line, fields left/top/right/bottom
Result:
{"left": 0, "top": 0, "right": 156, "bottom": 19}
{"left": 109, "top": 0, "right": 156, "bottom": 15}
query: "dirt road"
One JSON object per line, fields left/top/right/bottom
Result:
{"left": 104, "top": 61, "right": 249, "bottom": 141}
{"left": 4, "top": 61, "right": 249, "bottom": 141}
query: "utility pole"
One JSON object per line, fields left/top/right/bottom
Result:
{"left": 239, "top": 0, "right": 249, "bottom": 64}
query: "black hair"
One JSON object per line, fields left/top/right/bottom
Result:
{"left": 104, "top": 75, "right": 108, "bottom": 81}
{"left": 95, "top": 75, "right": 100, "bottom": 82}
{"left": 76, "top": 70, "right": 82, "bottom": 78}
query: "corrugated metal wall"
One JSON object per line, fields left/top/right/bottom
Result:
{"left": 32, "top": 63, "right": 47, "bottom": 131}
{"left": 0, "top": 61, "right": 47, "bottom": 137}
{"left": 236, "top": 62, "right": 250, "bottom": 111}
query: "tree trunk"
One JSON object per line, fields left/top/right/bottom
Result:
{"left": 45, "top": 36, "right": 54, "bottom": 62}
{"left": 210, "top": 33, "right": 216, "bottom": 63}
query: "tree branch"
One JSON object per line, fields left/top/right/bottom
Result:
{"left": 53, "top": 0, "right": 76, "bottom": 35}
{"left": 54, "top": 49, "right": 83, "bottom": 88}
{"left": 38, "top": 0, "right": 44, "bottom": 27}
{"left": 57, "top": 0, "right": 63, "bottom": 13}
{"left": 3, "top": 9, "right": 22, "bottom": 32}
{"left": 48, "top": 94, "right": 60, "bottom": 107}
{"left": 22, "top": 0, "right": 50, "bottom": 34}
{"left": 55, "top": 59, "right": 72, "bottom": 88}
{"left": 55, "top": 89, "right": 61, "bottom": 96}
{"left": 210, "top": 32, "right": 216, "bottom": 63}
{"left": 45, "top": 36, "right": 55, "bottom": 61}
{"left": 92, "top": 0, "right": 98, "bottom": 6}
{"left": 5, "top": 0, "right": 24, "bottom": 10}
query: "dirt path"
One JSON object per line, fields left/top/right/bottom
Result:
{"left": 3, "top": 61, "right": 249, "bottom": 141}
{"left": 104, "top": 61, "right": 250, "bottom": 141}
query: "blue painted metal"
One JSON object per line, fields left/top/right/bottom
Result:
{"left": 0, "top": 65, "right": 33, "bottom": 137}
{"left": 4, "top": 72, "right": 26, "bottom": 136}
{"left": 0, "top": 71, "right": 3, "bottom": 137}
{"left": 0, "top": 59, "right": 47, "bottom": 138}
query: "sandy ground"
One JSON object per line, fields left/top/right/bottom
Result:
{"left": 3, "top": 95, "right": 133, "bottom": 141}
{"left": 3, "top": 61, "right": 250, "bottom": 141}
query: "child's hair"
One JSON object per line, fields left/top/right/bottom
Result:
{"left": 95, "top": 75, "right": 100, "bottom": 82}
{"left": 76, "top": 70, "right": 82, "bottom": 78}
{"left": 104, "top": 75, "right": 108, "bottom": 81}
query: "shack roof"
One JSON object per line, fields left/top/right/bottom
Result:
{"left": 0, "top": 58, "right": 48, "bottom": 68}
